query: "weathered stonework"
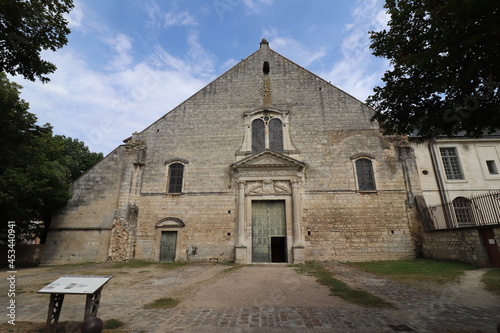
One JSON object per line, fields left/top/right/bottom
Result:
{"left": 42, "top": 40, "right": 427, "bottom": 265}
{"left": 422, "top": 229, "right": 492, "bottom": 266}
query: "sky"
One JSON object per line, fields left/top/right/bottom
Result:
{"left": 10, "top": 0, "right": 390, "bottom": 156}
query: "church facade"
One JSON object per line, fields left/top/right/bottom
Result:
{"left": 42, "top": 40, "right": 423, "bottom": 265}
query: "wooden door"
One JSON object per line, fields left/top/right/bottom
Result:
{"left": 160, "top": 231, "right": 177, "bottom": 262}
{"left": 252, "top": 200, "right": 287, "bottom": 263}
{"left": 481, "top": 228, "right": 500, "bottom": 268}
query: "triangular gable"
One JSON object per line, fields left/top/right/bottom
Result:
{"left": 134, "top": 39, "right": 372, "bottom": 139}
{"left": 232, "top": 150, "right": 305, "bottom": 168}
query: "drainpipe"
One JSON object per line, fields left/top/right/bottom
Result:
{"left": 428, "top": 139, "right": 452, "bottom": 227}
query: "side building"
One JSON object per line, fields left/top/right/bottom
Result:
{"left": 411, "top": 134, "right": 500, "bottom": 267}
{"left": 42, "top": 40, "right": 423, "bottom": 265}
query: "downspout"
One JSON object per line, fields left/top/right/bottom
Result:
{"left": 428, "top": 139, "right": 452, "bottom": 227}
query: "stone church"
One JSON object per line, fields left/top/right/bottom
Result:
{"left": 42, "top": 39, "right": 423, "bottom": 265}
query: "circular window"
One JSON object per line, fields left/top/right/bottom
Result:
{"left": 422, "top": 170, "right": 429, "bottom": 175}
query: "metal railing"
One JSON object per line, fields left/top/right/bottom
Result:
{"left": 422, "top": 191, "right": 500, "bottom": 230}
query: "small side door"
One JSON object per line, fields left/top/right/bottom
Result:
{"left": 160, "top": 231, "right": 177, "bottom": 262}
{"left": 481, "top": 228, "right": 500, "bottom": 268}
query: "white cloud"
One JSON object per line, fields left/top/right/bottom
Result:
{"left": 66, "top": 0, "right": 84, "bottom": 29}
{"left": 263, "top": 29, "right": 326, "bottom": 67}
{"left": 164, "top": 10, "right": 197, "bottom": 27}
{"left": 243, "top": 0, "right": 274, "bottom": 12}
{"left": 11, "top": 41, "right": 211, "bottom": 155}
{"left": 104, "top": 34, "right": 134, "bottom": 70}
{"left": 145, "top": 1, "right": 197, "bottom": 30}
{"left": 321, "top": 0, "right": 389, "bottom": 101}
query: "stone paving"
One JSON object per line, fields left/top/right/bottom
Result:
{"left": 13, "top": 262, "right": 500, "bottom": 332}
{"left": 120, "top": 263, "right": 500, "bottom": 333}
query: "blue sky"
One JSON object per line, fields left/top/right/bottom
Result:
{"left": 10, "top": 0, "right": 390, "bottom": 155}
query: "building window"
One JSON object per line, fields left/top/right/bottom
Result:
{"left": 486, "top": 160, "right": 498, "bottom": 175}
{"left": 251, "top": 116, "right": 283, "bottom": 153}
{"left": 453, "top": 197, "right": 474, "bottom": 226}
{"left": 252, "top": 119, "right": 265, "bottom": 153}
{"left": 355, "top": 158, "right": 376, "bottom": 191}
{"left": 440, "top": 147, "right": 464, "bottom": 180}
{"left": 168, "top": 163, "right": 184, "bottom": 193}
{"left": 268, "top": 118, "right": 283, "bottom": 153}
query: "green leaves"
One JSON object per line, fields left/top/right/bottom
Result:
{"left": 0, "top": 73, "right": 102, "bottom": 243}
{"left": 368, "top": 0, "right": 500, "bottom": 138}
{"left": 0, "top": 0, "right": 74, "bottom": 82}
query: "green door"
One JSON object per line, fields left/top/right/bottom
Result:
{"left": 252, "top": 200, "right": 287, "bottom": 263}
{"left": 160, "top": 231, "right": 177, "bottom": 262}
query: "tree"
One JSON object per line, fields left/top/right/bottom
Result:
{"left": 0, "top": 0, "right": 74, "bottom": 83}
{"left": 0, "top": 73, "right": 102, "bottom": 243}
{"left": 54, "top": 135, "right": 104, "bottom": 181}
{"left": 367, "top": 0, "right": 500, "bottom": 139}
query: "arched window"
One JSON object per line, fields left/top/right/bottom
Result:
{"left": 168, "top": 163, "right": 184, "bottom": 193}
{"left": 268, "top": 118, "right": 283, "bottom": 153}
{"left": 355, "top": 159, "right": 376, "bottom": 191}
{"left": 252, "top": 119, "right": 265, "bottom": 153}
{"left": 251, "top": 117, "right": 283, "bottom": 153}
{"left": 453, "top": 197, "right": 474, "bottom": 226}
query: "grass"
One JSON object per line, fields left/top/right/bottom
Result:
{"left": 295, "top": 261, "right": 396, "bottom": 308}
{"left": 144, "top": 297, "right": 181, "bottom": 309}
{"left": 481, "top": 269, "right": 500, "bottom": 295}
{"left": 103, "top": 318, "right": 124, "bottom": 329}
{"left": 348, "top": 258, "right": 479, "bottom": 284}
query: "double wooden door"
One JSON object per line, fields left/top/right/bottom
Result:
{"left": 252, "top": 200, "right": 287, "bottom": 263}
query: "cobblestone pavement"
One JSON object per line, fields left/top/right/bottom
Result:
{"left": 14, "top": 262, "right": 500, "bottom": 333}
{"left": 120, "top": 263, "right": 500, "bottom": 333}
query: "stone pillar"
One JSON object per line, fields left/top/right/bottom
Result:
{"left": 235, "top": 181, "right": 247, "bottom": 263}
{"left": 291, "top": 180, "right": 305, "bottom": 264}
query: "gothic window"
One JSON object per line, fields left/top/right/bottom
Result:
{"left": 168, "top": 163, "right": 184, "bottom": 193}
{"left": 268, "top": 118, "right": 283, "bottom": 153}
{"left": 252, "top": 119, "right": 265, "bottom": 153}
{"left": 355, "top": 158, "right": 376, "bottom": 191}
{"left": 440, "top": 147, "right": 464, "bottom": 180}
{"left": 453, "top": 197, "right": 474, "bottom": 226}
{"left": 251, "top": 116, "right": 283, "bottom": 153}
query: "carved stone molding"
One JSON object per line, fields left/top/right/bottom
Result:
{"left": 245, "top": 180, "right": 291, "bottom": 195}
{"left": 239, "top": 170, "right": 298, "bottom": 177}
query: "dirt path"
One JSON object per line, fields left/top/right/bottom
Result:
{"left": 177, "top": 265, "right": 361, "bottom": 309}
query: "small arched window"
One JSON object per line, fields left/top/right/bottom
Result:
{"left": 355, "top": 158, "right": 376, "bottom": 191}
{"left": 263, "top": 61, "right": 270, "bottom": 75}
{"left": 168, "top": 163, "right": 184, "bottom": 193}
{"left": 453, "top": 197, "right": 474, "bottom": 226}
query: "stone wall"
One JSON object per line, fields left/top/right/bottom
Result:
{"left": 42, "top": 229, "right": 111, "bottom": 264}
{"left": 42, "top": 41, "right": 424, "bottom": 264}
{"left": 42, "top": 147, "right": 126, "bottom": 264}
{"left": 303, "top": 192, "right": 416, "bottom": 262}
{"left": 0, "top": 244, "right": 44, "bottom": 266}
{"left": 422, "top": 228, "right": 493, "bottom": 266}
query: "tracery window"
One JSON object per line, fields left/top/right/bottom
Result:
{"left": 251, "top": 116, "right": 283, "bottom": 153}
{"left": 355, "top": 158, "right": 376, "bottom": 191}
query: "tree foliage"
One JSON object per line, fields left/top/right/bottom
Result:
{"left": 367, "top": 0, "right": 500, "bottom": 138}
{"left": 0, "top": 73, "right": 102, "bottom": 243}
{"left": 0, "top": 0, "right": 74, "bottom": 83}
